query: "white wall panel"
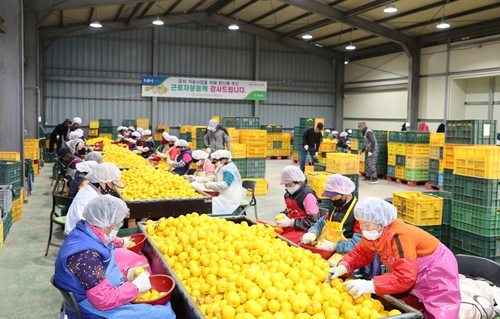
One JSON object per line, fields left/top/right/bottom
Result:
{"left": 343, "top": 120, "right": 402, "bottom": 131}
{"left": 260, "top": 105, "right": 334, "bottom": 129}
{"left": 344, "top": 91, "right": 407, "bottom": 119}
{"left": 465, "top": 77, "right": 490, "bottom": 102}
{"left": 449, "top": 79, "right": 466, "bottom": 120}
{"left": 420, "top": 48, "right": 447, "bottom": 75}
{"left": 419, "top": 77, "right": 446, "bottom": 120}
{"left": 450, "top": 42, "right": 500, "bottom": 73}
{"left": 345, "top": 53, "right": 408, "bottom": 83}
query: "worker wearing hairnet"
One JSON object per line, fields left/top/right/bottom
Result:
{"left": 332, "top": 130, "right": 339, "bottom": 140}
{"left": 54, "top": 195, "right": 175, "bottom": 319}
{"left": 135, "top": 130, "right": 155, "bottom": 158}
{"left": 166, "top": 139, "right": 192, "bottom": 175}
{"left": 155, "top": 135, "right": 180, "bottom": 162}
{"left": 184, "top": 150, "right": 215, "bottom": 183}
{"left": 70, "top": 117, "right": 82, "bottom": 132}
{"left": 204, "top": 150, "right": 245, "bottom": 215}
{"left": 68, "top": 160, "right": 99, "bottom": 198}
{"left": 116, "top": 126, "right": 128, "bottom": 143}
{"left": 148, "top": 132, "right": 172, "bottom": 164}
{"left": 136, "top": 127, "right": 144, "bottom": 135}
{"left": 86, "top": 151, "right": 103, "bottom": 164}
{"left": 126, "top": 126, "right": 135, "bottom": 137}
{"left": 324, "top": 129, "right": 332, "bottom": 140}
{"left": 59, "top": 139, "right": 85, "bottom": 179}
{"left": 275, "top": 166, "right": 319, "bottom": 243}
{"left": 124, "top": 131, "right": 141, "bottom": 151}
{"left": 327, "top": 197, "right": 460, "bottom": 319}
{"left": 68, "top": 131, "right": 83, "bottom": 141}
{"left": 337, "top": 131, "right": 349, "bottom": 152}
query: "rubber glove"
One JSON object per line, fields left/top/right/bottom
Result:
{"left": 132, "top": 272, "right": 152, "bottom": 293}
{"left": 276, "top": 216, "right": 294, "bottom": 228}
{"left": 316, "top": 238, "right": 336, "bottom": 251}
{"left": 126, "top": 264, "right": 150, "bottom": 281}
{"left": 166, "top": 158, "right": 174, "bottom": 165}
{"left": 304, "top": 145, "right": 309, "bottom": 151}
{"left": 206, "top": 148, "right": 211, "bottom": 154}
{"left": 315, "top": 152, "right": 319, "bottom": 157}
{"left": 344, "top": 279, "right": 375, "bottom": 299}
{"left": 205, "top": 182, "right": 214, "bottom": 189}
{"left": 368, "top": 152, "right": 373, "bottom": 157}
{"left": 326, "top": 264, "right": 348, "bottom": 284}
{"left": 136, "top": 146, "right": 144, "bottom": 152}
{"left": 56, "top": 135, "right": 60, "bottom": 140}
{"left": 301, "top": 233, "right": 317, "bottom": 244}
{"left": 122, "top": 236, "right": 133, "bottom": 248}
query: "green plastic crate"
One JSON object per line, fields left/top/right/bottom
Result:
{"left": 452, "top": 175, "right": 500, "bottom": 207}
{"left": 396, "top": 155, "right": 405, "bottom": 166}
{"left": 117, "top": 227, "right": 139, "bottom": 237}
{"left": 235, "top": 117, "right": 260, "bottom": 129}
{"left": 314, "top": 163, "right": 326, "bottom": 171}
{"left": 243, "top": 158, "right": 265, "bottom": 179}
{"left": 352, "top": 129, "right": 363, "bottom": 139}
{"left": 231, "top": 158, "right": 247, "bottom": 176}
{"left": 404, "top": 168, "right": 428, "bottom": 181}
{"left": 373, "top": 130, "right": 388, "bottom": 142}
{"left": 3, "top": 208, "right": 12, "bottom": 243}
{"left": 428, "top": 170, "right": 439, "bottom": 186}
{"left": 220, "top": 117, "right": 237, "bottom": 128}
{"left": 273, "top": 141, "right": 282, "bottom": 148}
{"left": 99, "top": 127, "right": 113, "bottom": 133}
{"left": 443, "top": 168, "right": 453, "bottom": 192}
{"left": 451, "top": 228, "right": 500, "bottom": 262}
{"left": 416, "top": 224, "right": 441, "bottom": 240}
{"left": 0, "top": 161, "right": 22, "bottom": 185}
{"left": 441, "top": 224, "right": 452, "bottom": 248}
{"left": 422, "top": 191, "right": 452, "bottom": 225}
{"left": 405, "top": 131, "right": 431, "bottom": 144}
{"left": 98, "top": 119, "right": 112, "bottom": 127}
{"left": 429, "top": 159, "right": 440, "bottom": 172}
{"left": 445, "top": 119, "right": 497, "bottom": 145}
{"left": 179, "top": 132, "right": 192, "bottom": 142}
{"left": 451, "top": 200, "right": 500, "bottom": 236}
{"left": 299, "top": 118, "right": 315, "bottom": 127}
{"left": 389, "top": 131, "right": 407, "bottom": 143}
{"left": 122, "top": 119, "right": 136, "bottom": 127}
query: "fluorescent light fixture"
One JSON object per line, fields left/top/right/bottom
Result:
{"left": 384, "top": 3, "right": 397, "bottom": 13}
{"left": 228, "top": 23, "right": 239, "bottom": 30}
{"left": 302, "top": 31, "right": 313, "bottom": 40}
{"left": 344, "top": 58, "right": 349, "bottom": 64}
{"left": 345, "top": 42, "right": 356, "bottom": 50}
{"left": 90, "top": 20, "right": 102, "bottom": 28}
{"left": 152, "top": 16, "right": 164, "bottom": 25}
{"left": 436, "top": 18, "right": 450, "bottom": 29}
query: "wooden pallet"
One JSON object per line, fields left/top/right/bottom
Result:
{"left": 266, "top": 156, "right": 291, "bottom": 160}
{"left": 425, "top": 183, "right": 443, "bottom": 191}
{"left": 360, "top": 172, "right": 386, "bottom": 178}
{"left": 385, "top": 175, "right": 427, "bottom": 187}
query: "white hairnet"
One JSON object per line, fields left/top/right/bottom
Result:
{"left": 175, "top": 139, "right": 189, "bottom": 147}
{"left": 354, "top": 196, "right": 397, "bottom": 227}
{"left": 73, "top": 117, "right": 82, "bottom": 124}
{"left": 137, "top": 127, "right": 144, "bottom": 133}
{"left": 67, "top": 139, "right": 84, "bottom": 154}
{"left": 280, "top": 166, "right": 305, "bottom": 184}
{"left": 192, "top": 150, "right": 209, "bottom": 160}
{"left": 325, "top": 129, "right": 331, "bottom": 133}
{"left": 162, "top": 131, "right": 170, "bottom": 140}
{"left": 68, "top": 131, "right": 82, "bottom": 140}
{"left": 128, "top": 126, "right": 135, "bottom": 131}
{"left": 332, "top": 130, "right": 339, "bottom": 135}
{"left": 76, "top": 160, "right": 99, "bottom": 173}
{"left": 82, "top": 195, "right": 128, "bottom": 228}
{"left": 347, "top": 129, "right": 352, "bottom": 134}
{"left": 323, "top": 174, "right": 355, "bottom": 195}
{"left": 143, "top": 130, "right": 151, "bottom": 136}
{"left": 85, "top": 151, "right": 103, "bottom": 163}
{"left": 167, "top": 135, "right": 178, "bottom": 142}
{"left": 340, "top": 132, "right": 348, "bottom": 137}
{"left": 75, "top": 128, "right": 84, "bottom": 134}
{"left": 131, "top": 131, "right": 141, "bottom": 138}
{"left": 211, "top": 150, "right": 231, "bottom": 160}
{"left": 86, "top": 162, "right": 122, "bottom": 184}
{"left": 117, "top": 126, "right": 127, "bottom": 132}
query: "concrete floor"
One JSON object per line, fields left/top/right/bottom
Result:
{"left": 0, "top": 158, "right": 425, "bottom": 318}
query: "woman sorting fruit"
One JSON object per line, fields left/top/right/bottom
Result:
{"left": 184, "top": 150, "right": 215, "bottom": 183}
{"left": 54, "top": 195, "right": 176, "bottom": 319}
{"left": 275, "top": 166, "right": 319, "bottom": 243}
{"left": 58, "top": 139, "right": 85, "bottom": 179}
{"left": 327, "top": 197, "right": 461, "bottom": 319}
{"left": 135, "top": 129, "right": 155, "bottom": 158}
{"left": 166, "top": 139, "right": 193, "bottom": 176}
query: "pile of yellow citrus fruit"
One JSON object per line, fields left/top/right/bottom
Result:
{"left": 86, "top": 137, "right": 115, "bottom": 145}
{"left": 102, "top": 144, "right": 151, "bottom": 168}
{"left": 144, "top": 215, "right": 403, "bottom": 319}
{"left": 120, "top": 167, "right": 201, "bottom": 201}
{"left": 134, "top": 288, "right": 168, "bottom": 302}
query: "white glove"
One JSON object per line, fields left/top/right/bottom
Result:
{"left": 326, "top": 264, "right": 348, "bottom": 284}
{"left": 184, "top": 175, "right": 194, "bottom": 182}
{"left": 276, "top": 216, "right": 294, "bottom": 228}
{"left": 136, "top": 146, "right": 144, "bottom": 152}
{"left": 127, "top": 264, "right": 150, "bottom": 281}
{"left": 344, "top": 279, "right": 375, "bottom": 299}
{"left": 316, "top": 239, "right": 336, "bottom": 251}
{"left": 166, "top": 158, "right": 174, "bottom": 165}
{"left": 303, "top": 145, "right": 309, "bottom": 151}
{"left": 122, "top": 236, "right": 133, "bottom": 248}
{"left": 204, "top": 182, "right": 214, "bottom": 189}
{"left": 56, "top": 135, "right": 60, "bottom": 140}
{"left": 302, "top": 233, "right": 317, "bottom": 244}
{"left": 368, "top": 152, "right": 373, "bottom": 157}
{"left": 156, "top": 150, "right": 165, "bottom": 158}
{"left": 314, "top": 152, "right": 319, "bottom": 157}
{"left": 206, "top": 148, "right": 211, "bottom": 154}
{"left": 132, "top": 272, "right": 152, "bottom": 293}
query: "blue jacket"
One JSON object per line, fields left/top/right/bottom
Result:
{"left": 172, "top": 148, "right": 193, "bottom": 176}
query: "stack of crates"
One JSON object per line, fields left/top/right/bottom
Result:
{"left": 221, "top": 117, "right": 260, "bottom": 129}
{"left": 325, "top": 153, "right": 359, "bottom": 175}
{"left": 318, "top": 140, "right": 337, "bottom": 164}
{"left": 0, "top": 160, "right": 22, "bottom": 225}
{"left": 89, "top": 120, "right": 99, "bottom": 138}
{"left": 154, "top": 126, "right": 171, "bottom": 142}
{"left": 239, "top": 130, "right": 267, "bottom": 178}
{"left": 24, "top": 139, "right": 40, "bottom": 162}
{"left": 292, "top": 118, "right": 324, "bottom": 164}
{"left": 422, "top": 191, "right": 453, "bottom": 247}
{"left": 392, "top": 192, "right": 444, "bottom": 240}
{"left": 192, "top": 126, "right": 207, "bottom": 149}
{"left": 179, "top": 126, "right": 192, "bottom": 143}
{"left": 123, "top": 119, "right": 136, "bottom": 128}
{"left": 98, "top": 119, "right": 113, "bottom": 140}
{"left": 265, "top": 129, "right": 291, "bottom": 158}
{"left": 387, "top": 131, "right": 430, "bottom": 182}
{"left": 352, "top": 130, "right": 388, "bottom": 176}
{"left": 428, "top": 133, "right": 445, "bottom": 187}
{"left": 136, "top": 118, "right": 149, "bottom": 130}
{"left": 226, "top": 128, "right": 240, "bottom": 146}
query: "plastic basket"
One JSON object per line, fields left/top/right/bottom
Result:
{"left": 395, "top": 155, "right": 405, "bottom": 166}
{"left": 99, "top": 127, "right": 113, "bottom": 133}
{"left": 405, "top": 144, "right": 429, "bottom": 157}
{"left": 393, "top": 192, "right": 443, "bottom": 225}
{"left": 235, "top": 117, "right": 260, "bottom": 129}
{"left": 428, "top": 170, "right": 439, "bottom": 185}
{"left": 299, "top": 118, "right": 315, "bottom": 127}
{"left": 415, "top": 224, "right": 442, "bottom": 239}
{"left": 451, "top": 200, "right": 500, "bottom": 236}
{"left": 89, "top": 120, "right": 99, "bottom": 129}
{"left": 394, "top": 143, "right": 406, "bottom": 155}
{"left": 454, "top": 146, "right": 500, "bottom": 179}
{"left": 389, "top": 131, "right": 407, "bottom": 143}
{"left": 395, "top": 166, "right": 405, "bottom": 179}
{"left": 156, "top": 126, "right": 170, "bottom": 133}
{"left": 325, "top": 153, "right": 359, "bottom": 175}
{"left": 245, "top": 158, "right": 266, "bottom": 174}
{"left": 445, "top": 119, "right": 497, "bottom": 145}
{"left": 429, "top": 146, "right": 443, "bottom": 160}
{"left": 0, "top": 185, "right": 13, "bottom": 212}
{"left": 405, "top": 156, "right": 429, "bottom": 169}
{"left": 89, "top": 129, "right": 99, "bottom": 137}
{"left": 98, "top": 119, "right": 112, "bottom": 127}
{"left": 245, "top": 145, "right": 266, "bottom": 158}
{"left": 0, "top": 161, "right": 22, "bottom": 185}
{"left": 387, "top": 165, "right": 395, "bottom": 177}
{"left": 387, "top": 142, "right": 396, "bottom": 154}
{"left": 404, "top": 168, "right": 428, "bottom": 181}
{"left": 405, "top": 131, "right": 431, "bottom": 144}
{"left": 430, "top": 133, "right": 445, "bottom": 146}
{"left": 452, "top": 174, "right": 500, "bottom": 207}
{"left": 443, "top": 168, "right": 453, "bottom": 192}
{"left": 451, "top": 228, "right": 500, "bottom": 262}
{"left": 122, "top": 119, "right": 136, "bottom": 127}
{"left": 421, "top": 190, "right": 452, "bottom": 225}
{"left": 273, "top": 141, "right": 282, "bottom": 148}
{"left": 12, "top": 198, "right": 22, "bottom": 222}
{"left": 231, "top": 158, "right": 246, "bottom": 175}
{"left": 351, "top": 139, "right": 359, "bottom": 151}
{"left": 429, "top": 159, "right": 440, "bottom": 172}
{"left": 98, "top": 133, "right": 112, "bottom": 139}
{"left": 136, "top": 118, "right": 149, "bottom": 128}
{"left": 387, "top": 153, "right": 395, "bottom": 166}
{"left": 231, "top": 144, "right": 246, "bottom": 159}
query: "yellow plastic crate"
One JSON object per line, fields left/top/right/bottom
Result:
{"left": 282, "top": 141, "right": 290, "bottom": 149}
{"left": 89, "top": 129, "right": 99, "bottom": 137}
{"left": 292, "top": 151, "right": 299, "bottom": 161}
{"left": 239, "top": 130, "right": 267, "bottom": 144}
{"left": 89, "top": 120, "right": 99, "bottom": 129}
{"left": 443, "top": 144, "right": 459, "bottom": 169}
{"left": 153, "top": 133, "right": 163, "bottom": 141}
{"left": 314, "top": 118, "right": 324, "bottom": 127}
{"left": 430, "top": 133, "right": 445, "bottom": 146}
{"left": 212, "top": 116, "right": 221, "bottom": 123}
{"left": 0, "top": 220, "right": 3, "bottom": 247}
{"left": 359, "top": 161, "right": 365, "bottom": 173}
{"left": 99, "top": 133, "right": 112, "bottom": 139}
{"left": 33, "top": 162, "right": 39, "bottom": 177}
{"left": 393, "top": 192, "right": 443, "bottom": 226}
{"left": 306, "top": 172, "right": 330, "bottom": 198}
{"left": 405, "top": 156, "right": 429, "bottom": 169}
{"left": 387, "top": 142, "right": 396, "bottom": 154}
{"left": 0, "top": 152, "right": 20, "bottom": 161}
{"left": 24, "top": 139, "right": 39, "bottom": 148}
{"left": 267, "top": 133, "right": 282, "bottom": 141}
{"left": 266, "top": 149, "right": 274, "bottom": 157}
{"left": 351, "top": 139, "right": 359, "bottom": 151}
{"left": 246, "top": 145, "right": 266, "bottom": 158}
{"left": 453, "top": 146, "right": 474, "bottom": 177}
{"left": 319, "top": 141, "right": 337, "bottom": 153}
{"left": 387, "top": 153, "right": 396, "bottom": 166}
{"left": 180, "top": 126, "right": 192, "bottom": 134}
{"left": 325, "top": 153, "right": 359, "bottom": 174}
{"left": 12, "top": 198, "right": 22, "bottom": 223}
{"left": 45, "top": 140, "right": 50, "bottom": 148}
{"left": 405, "top": 144, "right": 429, "bottom": 157}
{"left": 429, "top": 146, "right": 442, "bottom": 160}
{"left": 281, "top": 149, "right": 291, "bottom": 157}
{"left": 24, "top": 146, "right": 40, "bottom": 160}
{"left": 395, "top": 166, "right": 405, "bottom": 179}
{"left": 136, "top": 118, "right": 149, "bottom": 128}
{"left": 232, "top": 143, "right": 246, "bottom": 159}
{"left": 243, "top": 178, "right": 267, "bottom": 195}
{"left": 156, "top": 125, "right": 170, "bottom": 133}
{"left": 20, "top": 186, "right": 24, "bottom": 202}
{"left": 394, "top": 143, "right": 406, "bottom": 155}
{"left": 281, "top": 133, "right": 291, "bottom": 142}
{"left": 453, "top": 146, "right": 500, "bottom": 179}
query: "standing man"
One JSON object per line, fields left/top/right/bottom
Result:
{"left": 49, "top": 118, "right": 72, "bottom": 152}
{"left": 300, "top": 122, "right": 323, "bottom": 172}
{"left": 358, "top": 122, "right": 379, "bottom": 184}
{"left": 204, "top": 119, "right": 231, "bottom": 153}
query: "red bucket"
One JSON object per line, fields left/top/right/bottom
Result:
{"left": 127, "top": 234, "right": 146, "bottom": 254}
{"left": 94, "top": 141, "right": 104, "bottom": 152}
{"left": 299, "top": 243, "right": 334, "bottom": 260}
{"left": 204, "top": 190, "right": 219, "bottom": 197}
{"left": 131, "top": 275, "right": 175, "bottom": 305}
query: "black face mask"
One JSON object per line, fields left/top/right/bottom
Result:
{"left": 192, "top": 159, "right": 200, "bottom": 163}
{"left": 168, "top": 144, "right": 175, "bottom": 147}
{"left": 78, "top": 148, "right": 87, "bottom": 155}
{"left": 331, "top": 197, "right": 345, "bottom": 208}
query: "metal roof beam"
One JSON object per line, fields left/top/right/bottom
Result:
{"left": 343, "top": 43, "right": 403, "bottom": 60}
{"left": 281, "top": 0, "right": 414, "bottom": 45}
{"left": 113, "top": 4, "right": 125, "bottom": 22}
{"left": 280, "top": 19, "right": 333, "bottom": 38}
{"left": 138, "top": 1, "right": 155, "bottom": 19}
{"left": 188, "top": 0, "right": 209, "bottom": 14}
{"left": 314, "top": 28, "right": 352, "bottom": 42}
{"left": 418, "top": 18, "right": 500, "bottom": 45}
{"left": 226, "top": 0, "right": 258, "bottom": 17}
{"left": 162, "top": 0, "right": 182, "bottom": 17}
{"left": 29, "top": 0, "right": 138, "bottom": 12}
{"left": 248, "top": 4, "right": 289, "bottom": 24}
{"left": 206, "top": 0, "right": 234, "bottom": 16}
{"left": 126, "top": 2, "right": 144, "bottom": 25}
{"left": 376, "top": 0, "right": 458, "bottom": 23}
{"left": 344, "top": 0, "right": 391, "bottom": 18}
{"left": 88, "top": 7, "right": 95, "bottom": 23}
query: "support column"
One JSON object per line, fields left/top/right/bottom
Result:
{"left": 0, "top": 1, "right": 24, "bottom": 156}
{"left": 334, "top": 58, "right": 344, "bottom": 131}
{"left": 24, "top": 12, "right": 39, "bottom": 138}
{"left": 253, "top": 35, "right": 260, "bottom": 117}
{"left": 488, "top": 77, "right": 495, "bottom": 120}
{"left": 443, "top": 40, "right": 450, "bottom": 123}
{"left": 151, "top": 27, "right": 159, "bottom": 131}
{"left": 406, "top": 46, "right": 420, "bottom": 129}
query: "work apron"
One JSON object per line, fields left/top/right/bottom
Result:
{"left": 281, "top": 199, "right": 308, "bottom": 243}
{"left": 317, "top": 197, "right": 357, "bottom": 265}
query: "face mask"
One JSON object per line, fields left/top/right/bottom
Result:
{"left": 169, "top": 143, "right": 175, "bottom": 147}
{"left": 192, "top": 159, "right": 200, "bottom": 163}
{"left": 216, "top": 162, "right": 223, "bottom": 168}
{"left": 78, "top": 148, "right": 86, "bottom": 155}
{"left": 104, "top": 229, "right": 118, "bottom": 242}
{"left": 331, "top": 197, "right": 345, "bottom": 208}
{"left": 286, "top": 184, "right": 300, "bottom": 194}
{"left": 362, "top": 229, "right": 382, "bottom": 241}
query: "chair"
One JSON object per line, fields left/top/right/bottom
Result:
{"left": 456, "top": 254, "right": 500, "bottom": 286}
{"left": 50, "top": 275, "right": 83, "bottom": 319}
{"left": 186, "top": 168, "right": 197, "bottom": 175}
{"left": 45, "top": 195, "right": 73, "bottom": 256}
{"left": 240, "top": 180, "right": 258, "bottom": 220}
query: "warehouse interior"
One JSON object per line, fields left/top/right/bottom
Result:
{"left": 1, "top": 0, "right": 500, "bottom": 318}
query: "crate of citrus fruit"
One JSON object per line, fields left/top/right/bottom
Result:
{"left": 137, "top": 215, "right": 422, "bottom": 319}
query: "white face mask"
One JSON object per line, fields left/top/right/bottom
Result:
{"left": 104, "top": 229, "right": 118, "bottom": 242}
{"left": 362, "top": 229, "right": 382, "bottom": 241}
{"left": 216, "top": 162, "right": 223, "bottom": 168}
{"left": 286, "top": 184, "right": 300, "bottom": 194}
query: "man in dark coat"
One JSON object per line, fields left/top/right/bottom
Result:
{"left": 49, "top": 118, "right": 72, "bottom": 152}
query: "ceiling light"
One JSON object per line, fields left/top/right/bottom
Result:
{"left": 436, "top": 18, "right": 450, "bottom": 29}
{"left": 152, "top": 16, "right": 164, "bottom": 25}
{"left": 346, "top": 42, "right": 356, "bottom": 50}
{"left": 228, "top": 23, "right": 239, "bottom": 30}
{"left": 383, "top": 3, "right": 397, "bottom": 13}
{"left": 302, "top": 31, "right": 313, "bottom": 40}
{"left": 344, "top": 58, "right": 349, "bottom": 65}
{"left": 89, "top": 20, "right": 102, "bottom": 28}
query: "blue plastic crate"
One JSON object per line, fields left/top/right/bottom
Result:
{"left": 438, "top": 172, "right": 443, "bottom": 186}
{"left": 387, "top": 165, "right": 395, "bottom": 177}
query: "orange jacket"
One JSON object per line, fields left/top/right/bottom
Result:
{"left": 341, "top": 219, "right": 439, "bottom": 295}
